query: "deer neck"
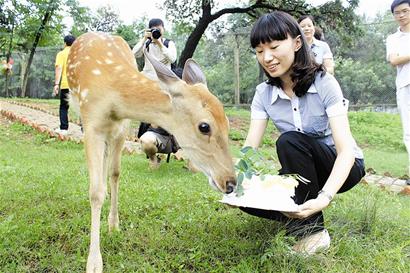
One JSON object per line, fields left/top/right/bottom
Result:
{"left": 114, "top": 72, "right": 179, "bottom": 130}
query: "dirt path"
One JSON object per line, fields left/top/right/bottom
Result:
{"left": 0, "top": 99, "right": 141, "bottom": 154}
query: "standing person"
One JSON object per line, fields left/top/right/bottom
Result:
{"left": 53, "top": 34, "right": 76, "bottom": 135}
{"left": 386, "top": 0, "right": 410, "bottom": 185}
{"left": 239, "top": 11, "right": 365, "bottom": 254}
{"left": 133, "top": 18, "right": 180, "bottom": 168}
{"left": 298, "top": 15, "right": 334, "bottom": 74}
{"left": 132, "top": 18, "right": 177, "bottom": 80}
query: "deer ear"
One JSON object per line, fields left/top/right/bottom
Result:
{"left": 144, "top": 48, "right": 180, "bottom": 84}
{"left": 182, "top": 59, "right": 207, "bottom": 86}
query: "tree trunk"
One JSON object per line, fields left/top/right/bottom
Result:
{"left": 21, "top": 0, "right": 58, "bottom": 97}
{"left": 177, "top": 0, "right": 273, "bottom": 67}
{"left": 177, "top": 15, "right": 211, "bottom": 67}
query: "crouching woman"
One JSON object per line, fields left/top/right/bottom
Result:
{"left": 240, "top": 11, "right": 365, "bottom": 254}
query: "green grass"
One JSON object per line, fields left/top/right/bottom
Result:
{"left": 0, "top": 108, "right": 410, "bottom": 272}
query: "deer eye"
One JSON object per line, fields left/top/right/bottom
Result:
{"left": 198, "top": 122, "right": 211, "bottom": 135}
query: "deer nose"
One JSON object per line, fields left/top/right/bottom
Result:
{"left": 225, "top": 180, "right": 236, "bottom": 194}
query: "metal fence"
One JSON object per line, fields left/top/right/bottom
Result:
{"left": 0, "top": 46, "right": 399, "bottom": 112}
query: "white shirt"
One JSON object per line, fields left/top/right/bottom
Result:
{"left": 386, "top": 28, "right": 410, "bottom": 89}
{"left": 132, "top": 38, "right": 177, "bottom": 80}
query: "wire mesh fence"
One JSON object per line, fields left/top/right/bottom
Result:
{"left": 1, "top": 47, "right": 60, "bottom": 99}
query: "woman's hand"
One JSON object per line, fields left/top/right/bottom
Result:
{"left": 283, "top": 195, "right": 330, "bottom": 219}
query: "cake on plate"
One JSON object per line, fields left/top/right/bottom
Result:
{"left": 220, "top": 174, "right": 300, "bottom": 212}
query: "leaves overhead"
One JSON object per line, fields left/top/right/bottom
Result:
{"left": 162, "top": 0, "right": 362, "bottom": 67}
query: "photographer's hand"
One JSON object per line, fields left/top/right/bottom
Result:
{"left": 154, "top": 37, "right": 163, "bottom": 47}
{"left": 143, "top": 29, "right": 151, "bottom": 40}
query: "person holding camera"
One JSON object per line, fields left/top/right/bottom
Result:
{"left": 132, "top": 18, "right": 177, "bottom": 80}
{"left": 133, "top": 18, "right": 180, "bottom": 169}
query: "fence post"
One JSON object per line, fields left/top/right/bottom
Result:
{"left": 234, "top": 33, "right": 240, "bottom": 106}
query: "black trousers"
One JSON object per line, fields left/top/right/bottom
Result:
{"left": 240, "top": 131, "right": 365, "bottom": 237}
{"left": 59, "top": 89, "right": 70, "bottom": 130}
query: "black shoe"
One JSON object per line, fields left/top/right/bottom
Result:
{"left": 406, "top": 179, "right": 410, "bottom": 186}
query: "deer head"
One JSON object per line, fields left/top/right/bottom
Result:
{"left": 144, "top": 51, "right": 236, "bottom": 193}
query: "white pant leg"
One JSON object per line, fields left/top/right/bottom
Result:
{"left": 397, "top": 85, "right": 410, "bottom": 172}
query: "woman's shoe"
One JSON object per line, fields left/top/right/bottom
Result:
{"left": 292, "top": 229, "right": 330, "bottom": 255}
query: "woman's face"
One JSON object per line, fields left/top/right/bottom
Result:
{"left": 299, "top": 17, "right": 315, "bottom": 40}
{"left": 255, "top": 35, "right": 301, "bottom": 80}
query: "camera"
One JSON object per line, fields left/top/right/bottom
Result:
{"left": 149, "top": 28, "right": 161, "bottom": 39}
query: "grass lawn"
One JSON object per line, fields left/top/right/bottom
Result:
{"left": 0, "top": 100, "right": 409, "bottom": 272}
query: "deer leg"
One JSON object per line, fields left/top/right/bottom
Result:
{"left": 108, "top": 133, "right": 126, "bottom": 232}
{"left": 85, "top": 131, "right": 107, "bottom": 273}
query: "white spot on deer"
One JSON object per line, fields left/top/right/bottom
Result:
{"left": 71, "top": 87, "right": 79, "bottom": 94}
{"left": 107, "top": 52, "right": 113, "bottom": 57}
{"left": 114, "top": 65, "right": 123, "bottom": 71}
{"left": 105, "top": 59, "right": 114, "bottom": 65}
{"left": 92, "top": 69, "right": 102, "bottom": 75}
{"left": 107, "top": 43, "right": 112, "bottom": 47}
{"left": 96, "top": 60, "right": 102, "bottom": 65}
{"left": 81, "top": 89, "right": 89, "bottom": 100}
{"left": 85, "top": 56, "right": 90, "bottom": 60}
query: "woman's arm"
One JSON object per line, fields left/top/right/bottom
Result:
{"left": 320, "top": 114, "right": 355, "bottom": 196}
{"left": 286, "top": 114, "right": 355, "bottom": 219}
{"left": 243, "top": 119, "right": 268, "bottom": 149}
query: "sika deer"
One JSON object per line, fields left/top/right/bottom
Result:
{"left": 66, "top": 32, "right": 236, "bottom": 273}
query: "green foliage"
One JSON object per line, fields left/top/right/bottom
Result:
{"left": 89, "top": 5, "right": 121, "bottom": 33}
{"left": 349, "top": 111, "right": 405, "bottom": 151}
{"left": 335, "top": 58, "right": 383, "bottom": 104}
{"left": 330, "top": 10, "right": 397, "bottom": 106}
{"left": 235, "top": 146, "right": 278, "bottom": 196}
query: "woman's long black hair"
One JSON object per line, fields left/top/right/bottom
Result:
{"left": 250, "top": 11, "right": 325, "bottom": 97}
